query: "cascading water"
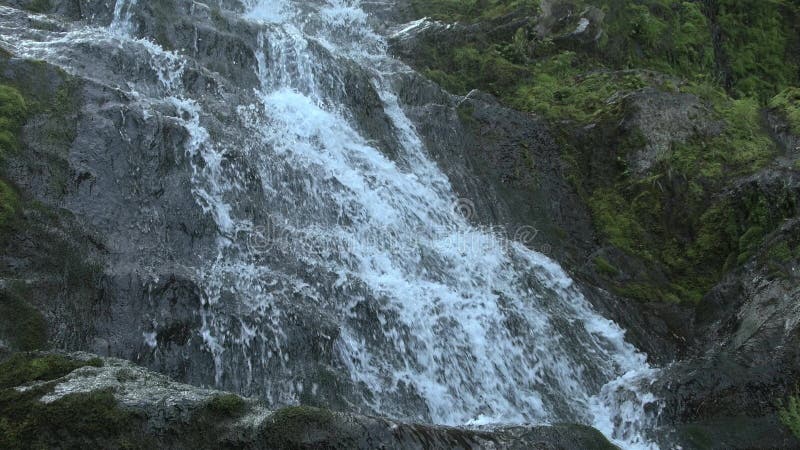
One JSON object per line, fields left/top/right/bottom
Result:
{"left": 0, "top": 0, "right": 662, "bottom": 448}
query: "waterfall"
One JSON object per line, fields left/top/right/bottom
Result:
{"left": 0, "top": 1, "right": 661, "bottom": 448}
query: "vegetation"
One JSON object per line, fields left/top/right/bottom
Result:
{"left": 409, "top": 0, "right": 800, "bottom": 303}
{"left": 512, "top": 53, "right": 648, "bottom": 123}
{"left": 714, "top": 0, "right": 799, "bottom": 100}
{"left": 593, "top": 256, "right": 620, "bottom": 277}
{"left": 0, "top": 58, "right": 106, "bottom": 356}
{"left": 260, "top": 406, "right": 337, "bottom": 448}
{"left": 770, "top": 87, "right": 800, "bottom": 134}
{"left": 0, "top": 386, "right": 141, "bottom": 449}
{"left": 0, "top": 353, "right": 102, "bottom": 390}
{"left": 0, "top": 84, "right": 27, "bottom": 159}
{"left": 0, "top": 180, "right": 18, "bottom": 230}
{"left": 0, "top": 353, "right": 148, "bottom": 449}
{"left": 0, "top": 69, "right": 79, "bottom": 235}
{"left": 205, "top": 393, "right": 247, "bottom": 416}
{"left": 779, "top": 391, "right": 800, "bottom": 439}
{"left": 0, "top": 287, "right": 47, "bottom": 351}
{"left": 0, "top": 83, "right": 26, "bottom": 229}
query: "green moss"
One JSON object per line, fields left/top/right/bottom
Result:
{"left": 411, "top": 0, "right": 798, "bottom": 304}
{"left": 0, "top": 287, "right": 47, "bottom": 352}
{"left": 421, "top": 44, "right": 529, "bottom": 97}
{"left": 260, "top": 406, "right": 337, "bottom": 448}
{"left": 610, "top": 281, "right": 680, "bottom": 303}
{"left": 737, "top": 225, "right": 764, "bottom": 264}
{"left": 580, "top": 80, "right": 784, "bottom": 302}
{"left": 0, "top": 353, "right": 101, "bottom": 390}
{"left": 779, "top": 391, "right": 800, "bottom": 439}
{"left": 593, "top": 256, "right": 620, "bottom": 277}
{"left": 0, "top": 180, "right": 19, "bottom": 230}
{"left": 597, "top": 0, "right": 715, "bottom": 80}
{"left": 411, "top": 0, "right": 799, "bottom": 105}
{"left": 512, "top": 53, "right": 647, "bottom": 123}
{"left": 671, "top": 88, "right": 776, "bottom": 182}
{"left": 589, "top": 188, "right": 649, "bottom": 257}
{"left": 205, "top": 393, "right": 246, "bottom": 417}
{"left": 769, "top": 87, "right": 800, "bottom": 134}
{"left": 768, "top": 241, "right": 793, "bottom": 263}
{"left": 715, "top": 0, "right": 799, "bottom": 100}
{"left": 0, "top": 84, "right": 27, "bottom": 158}
{"left": 0, "top": 386, "right": 143, "bottom": 449}
{"left": 0, "top": 354, "right": 144, "bottom": 449}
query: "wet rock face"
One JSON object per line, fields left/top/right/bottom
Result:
{"left": 398, "top": 83, "right": 596, "bottom": 266}
{"left": 0, "top": 0, "right": 392, "bottom": 405}
{"left": 0, "top": 352, "right": 619, "bottom": 450}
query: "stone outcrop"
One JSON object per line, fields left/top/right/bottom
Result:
{"left": 0, "top": 352, "right": 618, "bottom": 449}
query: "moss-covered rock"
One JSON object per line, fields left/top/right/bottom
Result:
{"left": 0, "top": 352, "right": 621, "bottom": 449}
{"left": 260, "top": 406, "right": 339, "bottom": 448}
{"left": 0, "top": 84, "right": 27, "bottom": 158}
{"left": 0, "top": 352, "right": 101, "bottom": 389}
{"left": 205, "top": 393, "right": 247, "bottom": 417}
{"left": 0, "top": 56, "right": 107, "bottom": 358}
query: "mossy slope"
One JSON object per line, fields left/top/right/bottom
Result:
{"left": 405, "top": 0, "right": 800, "bottom": 303}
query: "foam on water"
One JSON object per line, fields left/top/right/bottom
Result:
{"left": 244, "top": 0, "right": 291, "bottom": 24}
{"left": 0, "top": 1, "right": 663, "bottom": 448}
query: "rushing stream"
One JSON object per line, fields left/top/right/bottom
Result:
{"left": 0, "top": 0, "right": 661, "bottom": 448}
